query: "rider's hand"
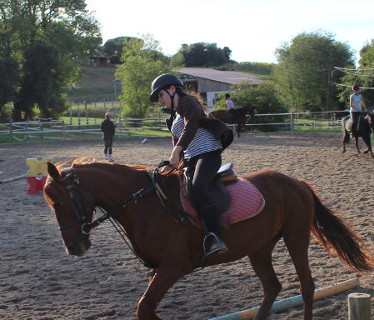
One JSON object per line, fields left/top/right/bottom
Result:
{"left": 169, "top": 146, "right": 183, "bottom": 168}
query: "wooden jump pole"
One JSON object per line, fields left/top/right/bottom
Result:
{"left": 0, "top": 174, "right": 27, "bottom": 184}
{"left": 208, "top": 278, "right": 360, "bottom": 320}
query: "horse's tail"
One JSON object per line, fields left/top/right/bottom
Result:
{"left": 300, "top": 180, "right": 373, "bottom": 273}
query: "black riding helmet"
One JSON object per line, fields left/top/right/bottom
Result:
{"left": 150, "top": 73, "right": 183, "bottom": 102}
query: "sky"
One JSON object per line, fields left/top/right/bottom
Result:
{"left": 85, "top": 0, "right": 374, "bottom": 64}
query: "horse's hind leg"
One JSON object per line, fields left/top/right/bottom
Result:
{"left": 283, "top": 232, "right": 315, "bottom": 320}
{"left": 249, "top": 240, "right": 282, "bottom": 320}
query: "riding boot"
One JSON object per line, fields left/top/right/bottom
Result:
{"left": 200, "top": 204, "right": 228, "bottom": 256}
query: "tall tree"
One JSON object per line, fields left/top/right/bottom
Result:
{"left": 0, "top": 0, "right": 101, "bottom": 120}
{"left": 0, "top": 57, "right": 18, "bottom": 121}
{"left": 358, "top": 40, "right": 374, "bottom": 106}
{"left": 115, "top": 35, "right": 168, "bottom": 118}
{"left": 14, "top": 43, "right": 67, "bottom": 120}
{"left": 178, "top": 42, "right": 231, "bottom": 67}
{"left": 100, "top": 36, "right": 136, "bottom": 64}
{"left": 337, "top": 40, "right": 374, "bottom": 108}
{"left": 273, "top": 31, "right": 354, "bottom": 111}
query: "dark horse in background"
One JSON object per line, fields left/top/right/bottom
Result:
{"left": 210, "top": 104, "right": 256, "bottom": 137}
{"left": 44, "top": 159, "right": 372, "bottom": 320}
{"left": 342, "top": 110, "right": 374, "bottom": 158}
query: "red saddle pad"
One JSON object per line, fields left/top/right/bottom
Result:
{"left": 180, "top": 177, "right": 265, "bottom": 229}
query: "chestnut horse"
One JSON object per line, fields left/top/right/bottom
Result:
{"left": 43, "top": 160, "right": 372, "bottom": 320}
{"left": 342, "top": 111, "right": 374, "bottom": 158}
{"left": 210, "top": 105, "right": 255, "bottom": 137}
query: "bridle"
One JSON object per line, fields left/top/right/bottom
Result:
{"left": 52, "top": 163, "right": 190, "bottom": 268}
{"left": 55, "top": 162, "right": 183, "bottom": 235}
{"left": 57, "top": 169, "right": 92, "bottom": 235}
{"left": 57, "top": 168, "right": 162, "bottom": 235}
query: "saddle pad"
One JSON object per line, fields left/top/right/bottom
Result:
{"left": 180, "top": 177, "right": 265, "bottom": 229}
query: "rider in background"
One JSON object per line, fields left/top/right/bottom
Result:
{"left": 225, "top": 93, "right": 238, "bottom": 122}
{"left": 350, "top": 85, "right": 366, "bottom": 136}
{"left": 150, "top": 73, "right": 233, "bottom": 256}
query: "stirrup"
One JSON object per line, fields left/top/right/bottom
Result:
{"left": 203, "top": 232, "right": 228, "bottom": 256}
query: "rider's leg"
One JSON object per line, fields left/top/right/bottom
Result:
{"left": 189, "top": 150, "right": 227, "bottom": 255}
{"left": 103, "top": 136, "right": 109, "bottom": 159}
{"left": 351, "top": 112, "right": 360, "bottom": 135}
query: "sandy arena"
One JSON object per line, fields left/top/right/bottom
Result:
{"left": 0, "top": 132, "right": 373, "bottom": 320}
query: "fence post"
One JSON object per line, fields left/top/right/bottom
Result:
{"left": 39, "top": 119, "right": 42, "bottom": 139}
{"left": 348, "top": 293, "right": 371, "bottom": 320}
{"left": 69, "top": 101, "right": 73, "bottom": 125}
{"left": 9, "top": 121, "right": 12, "bottom": 142}
{"left": 85, "top": 101, "right": 88, "bottom": 124}
{"left": 290, "top": 113, "right": 295, "bottom": 130}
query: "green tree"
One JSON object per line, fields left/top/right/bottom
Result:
{"left": 0, "top": 0, "right": 101, "bottom": 120}
{"left": 335, "top": 40, "right": 374, "bottom": 109}
{"left": 357, "top": 41, "right": 374, "bottom": 107}
{"left": 115, "top": 35, "right": 168, "bottom": 118}
{"left": 216, "top": 82, "right": 287, "bottom": 113}
{"left": 14, "top": 43, "right": 68, "bottom": 120}
{"left": 178, "top": 42, "right": 231, "bottom": 67}
{"left": 101, "top": 36, "right": 136, "bottom": 64}
{"left": 0, "top": 57, "right": 18, "bottom": 121}
{"left": 273, "top": 31, "right": 354, "bottom": 111}
{"left": 215, "top": 82, "right": 287, "bottom": 131}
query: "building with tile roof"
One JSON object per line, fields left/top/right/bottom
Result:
{"left": 177, "top": 67, "right": 265, "bottom": 108}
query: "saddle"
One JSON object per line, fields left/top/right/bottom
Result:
{"left": 179, "top": 163, "right": 265, "bottom": 229}
{"left": 345, "top": 113, "right": 368, "bottom": 133}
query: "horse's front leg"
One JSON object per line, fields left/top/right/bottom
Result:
{"left": 361, "top": 135, "right": 374, "bottom": 158}
{"left": 137, "top": 266, "right": 187, "bottom": 320}
{"left": 342, "top": 130, "right": 349, "bottom": 153}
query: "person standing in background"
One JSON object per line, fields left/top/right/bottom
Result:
{"left": 100, "top": 113, "right": 116, "bottom": 161}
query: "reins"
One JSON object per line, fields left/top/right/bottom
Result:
{"left": 60, "top": 161, "right": 194, "bottom": 269}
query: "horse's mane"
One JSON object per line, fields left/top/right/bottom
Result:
{"left": 55, "top": 157, "right": 150, "bottom": 173}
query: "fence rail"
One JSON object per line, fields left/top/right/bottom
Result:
{"left": 0, "top": 110, "right": 350, "bottom": 143}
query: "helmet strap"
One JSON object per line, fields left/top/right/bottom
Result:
{"left": 165, "top": 88, "right": 176, "bottom": 119}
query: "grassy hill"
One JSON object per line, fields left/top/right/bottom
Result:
{"left": 66, "top": 64, "right": 270, "bottom": 103}
{"left": 65, "top": 65, "right": 118, "bottom": 102}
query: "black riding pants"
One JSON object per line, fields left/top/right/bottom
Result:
{"left": 351, "top": 112, "right": 361, "bottom": 131}
{"left": 103, "top": 135, "right": 113, "bottom": 154}
{"left": 188, "top": 149, "right": 222, "bottom": 234}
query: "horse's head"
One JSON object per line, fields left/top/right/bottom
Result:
{"left": 243, "top": 104, "right": 256, "bottom": 120}
{"left": 43, "top": 162, "right": 95, "bottom": 256}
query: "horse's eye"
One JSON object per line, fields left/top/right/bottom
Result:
{"left": 53, "top": 202, "right": 64, "bottom": 210}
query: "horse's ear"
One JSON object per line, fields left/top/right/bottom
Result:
{"left": 47, "top": 162, "right": 61, "bottom": 181}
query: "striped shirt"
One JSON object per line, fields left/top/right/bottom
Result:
{"left": 171, "top": 114, "right": 222, "bottom": 159}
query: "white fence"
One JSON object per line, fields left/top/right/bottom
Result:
{"left": 0, "top": 110, "right": 350, "bottom": 143}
